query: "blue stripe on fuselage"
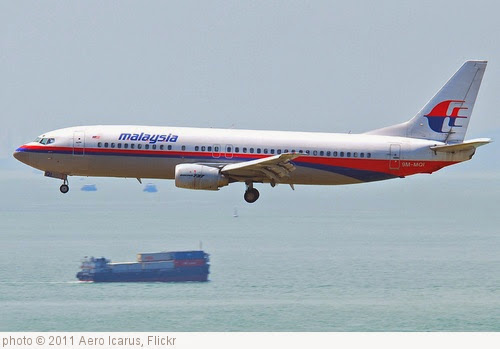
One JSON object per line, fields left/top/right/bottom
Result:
{"left": 20, "top": 147, "right": 393, "bottom": 182}
{"left": 297, "top": 162, "right": 396, "bottom": 182}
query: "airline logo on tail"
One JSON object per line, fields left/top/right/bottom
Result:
{"left": 424, "top": 100, "right": 468, "bottom": 133}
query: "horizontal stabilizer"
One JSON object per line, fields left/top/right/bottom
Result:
{"left": 430, "top": 138, "right": 492, "bottom": 153}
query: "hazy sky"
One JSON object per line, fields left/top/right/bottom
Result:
{"left": 1, "top": 1, "right": 498, "bottom": 206}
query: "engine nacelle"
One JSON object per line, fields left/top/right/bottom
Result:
{"left": 175, "top": 164, "right": 229, "bottom": 191}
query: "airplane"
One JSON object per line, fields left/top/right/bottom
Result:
{"left": 13, "top": 60, "right": 491, "bottom": 203}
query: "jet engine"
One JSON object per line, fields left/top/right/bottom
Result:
{"left": 175, "top": 164, "right": 229, "bottom": 190}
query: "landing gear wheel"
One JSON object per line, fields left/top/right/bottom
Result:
{"left": 60, "top": 184, "right": 69, "bottom": 194}
{"left": 244, "top": 188, "right": 260, "bottom": 203}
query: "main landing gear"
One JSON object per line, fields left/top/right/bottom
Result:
{"left": 60, "top": 179, "right": 69, "bottom": 194}
{"left": 244, "top": 182, "right": 259, "bottom": 203}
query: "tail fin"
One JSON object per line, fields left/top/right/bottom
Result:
{"left": 366, "top": 60, "right": 487, "bottom": 144}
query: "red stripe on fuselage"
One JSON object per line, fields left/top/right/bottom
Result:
{"left": 18, "top": 145, "right": 458, "bottom": 177}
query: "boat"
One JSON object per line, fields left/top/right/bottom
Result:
{"left": 143, "top": 183, "right": 158, "bottom": 193}
{"left": 76, "top": 250, "right": 210, "bottom": 282}
{"left": 80, "top": 184, "right": 97, "bottom": 191}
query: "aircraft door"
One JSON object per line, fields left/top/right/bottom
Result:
{"left": 389, "top": 144, "right": 401, "bottom": 170}
{"left": 212, "top": 144, "right": 221, "bottom": 158}
{"left": 73, "top": 131, "right": 85, "bottom": 156}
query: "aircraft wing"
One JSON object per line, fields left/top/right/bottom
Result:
{"left": 221, "top": 153, "right": 300, "bottom": 183}
{"left": 430, "top": 138, "right": 492, "bottom": 153}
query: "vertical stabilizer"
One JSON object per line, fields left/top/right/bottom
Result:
{"left": 366, "top": 61, "right": 487, "bottom": 143}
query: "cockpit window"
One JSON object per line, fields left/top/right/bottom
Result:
{"left": 36, "top": 137, "right": 55, "bottom": 145}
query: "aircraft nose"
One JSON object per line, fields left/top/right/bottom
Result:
{"left": 13, "top": 147, "right": 30, "bottom": 164}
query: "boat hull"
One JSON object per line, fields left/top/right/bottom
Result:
{"left": 76, "top": 265, "right": 209, "bottom": 282}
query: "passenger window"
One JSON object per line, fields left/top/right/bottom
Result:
{"left": 235, "top": 147, "right": 240, "bottom": 153}
{"left": 159, "top": 145, "right": 164, "bottom": 150}
{"left": 291, "top": 149, "right": 296, "bottom": 153}
{"left": 207, "top": 146, "right": 212, "bottom": 151}
{"left": 243, "top": 147, "right": 247, "bottom": 153}
{"left": 214, "top": 146, "right": 219, "bottom": 152}
{"left": 195, "top": 146, "right": 199, "bottom": 151}
{"left": 182, "top": 145, "right": 186, "bottom": 151}
{"left": 263, "top": 149, "right": 268, "bottom": 154}
{"left": 201, "top": 146, "right": 206, "bottom": 151}
{"left": 250, "top": 148, "right": 254, "bottom": 153}
{"left": 320, "top": 151, "right": 324, "bottom": 156}
{"left": 305, "top": 150, "right": 310, "bottom": 155}
{"left": 333, "top": 151, "right": 338, "bottom": 157}
{"left": 104, "top": 142, "right": 109, "bottom": 148}
{"left": 346, "top": 152, "right": 351, "bottom": 157}
{"left": 277, "top": 149, "right": 282, "bottom": 154}
{"left": 226, "top": 146, "right": 231, "bottom": 152}
{"left": 257, "top": 148, "right": 261, "bottom": 154}
{"left": 326, "top": 151, "right": 331, "bottom": 156}
{"left": 168, "top": 145, "right": 172, "bottom": 150}
{"left": 340, "top": 152, "right": 344, "bottom": 157}
{"left": 98, "top": 142, "right": 102, "bottom": 148}
{"left": 313, "top": 150, "right": 317, "bottom": 156}
{"left": 124, "top": 144, "right": 129, "bottom": 149}
{"left": 111, "top": 143, "right": 115, "bottom": 148}
{"left": 284, "top": 149, "right": 289, "bottom": 153}
{"left": 152, "top": 144, "right": 157, "bottom": 150}
{"left": 299, "top": 150, "right": 303, "bottom": 154}
{"left": 137, "top": 144, "right": 142, "bottom": 149}
{"left": 145, "top": 144, "right": 149, "bottom": 150}
{"left": 117, "top": 143, "right": 122, "bottom": 149}
{"left": 360, "top": 152, "right": 364, "bottom": 158}
{"left": 130, "top": 144, "right": 135, "bottom": 149}
{"left": 270, "top": 149, "right": 275, "bottom": 154}
{"left": 353, "top": 152, "right": 357, "bottom": 157}
{"left": 367, "top": 153, "right": 371, "bottom": 158}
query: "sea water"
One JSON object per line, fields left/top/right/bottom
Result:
{"left": 0, "top": 172, "right": 499, "bottom": 331}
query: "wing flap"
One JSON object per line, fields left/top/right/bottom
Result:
{"left": 221, "top": 153, "right": 300, "bottom": 182}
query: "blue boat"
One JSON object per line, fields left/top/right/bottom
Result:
{"left": 76, "top": 250, "right": 210, "bottom": 282}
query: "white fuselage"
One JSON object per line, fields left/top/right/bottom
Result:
{"left": 14, "top": 125, "right": 471, "bottom": 186}
{"left": 12, "top": 61, "right": 489, "bottom": 202}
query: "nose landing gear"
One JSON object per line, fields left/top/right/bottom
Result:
{"left": 43, "top": 171, "right": 69, "bottom": 194}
